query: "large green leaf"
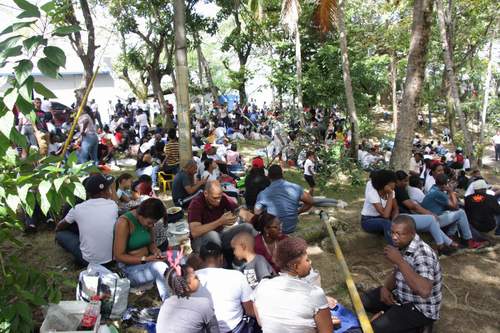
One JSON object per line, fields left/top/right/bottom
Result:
{"left": 40, "top": 1, "right": 56, "bottom": 13}
{"left": 43, "top": 46, "right": 66, "bottom": 67}
{"left": 3, "top": 88, "right": 18, "bottom": 110}
{"left": 9, "top": 128, "right": 27, "bottom": 149}
{"left": 18, "top": 76, "right": 34, "bottom": 103}
{"left": 0, "top": 111, "right": 14, "bottom": 138}
{"left": 15, "top": 95, "right": 34, "bottom": 115}
{"left": 14, "top": 0, "right": 40, "bottom": 18}
{"left": 0, "top": 35, "right": 22, "bottom": 51}
{"left": 52, "top": 25, "right": 81, "bottom": 37}
{"left": 14, "top": 59, "right": 33, "bottom": 84}
{"left": 33, "top": 81, "right": 57, "bottom": 99}
{"left": 74, "top": 182, "right": 86, "bottom": 200}
{"left": 23, "top": 35, "right": 46, "bottom": 53}
{"left": 0, "top": 46, "right": 23, "bottom": 61}
{"left": 0, "top": 20, "right": 37, "bottom": 36}
{"left": 17, "top": 183, "right": 31, "bottom": 204}
{"left": 37, "top": 57, "right": 59, "bottom": 79}
{"left": 6, "top": 194, "right": 21, "bottom": 212}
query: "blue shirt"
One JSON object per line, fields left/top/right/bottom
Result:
{"left": 421, "top": 185, "right": 449, "bottom": 215}
{"left": 255, "top": 179, "right": 304, "bottom": 234}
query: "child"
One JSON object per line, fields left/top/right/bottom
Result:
{"left": 304, "top": 151, "right": 316, "bottom": 196}
{"left": 231, "top": 232, "right": 274, "bottom": 289}
{"left": 116, "top": 173, "right": 133, "bottom": 203}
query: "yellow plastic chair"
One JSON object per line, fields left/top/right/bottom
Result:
{"left": 158, "top": 171, "right": 175, "bottom": 192}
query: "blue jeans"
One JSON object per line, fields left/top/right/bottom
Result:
{"left": 78, "top": 133, "right": 98, "bottom": 165}
{"left": 119, "top": 261, "right": 169, "bottom": 301}
{"left": 437, "top": 209, "right": 472, "bottom": 240}
{"left": 55, "top": 230, "right": 87, "bottom": 267}
{"left": 361, "top": 216, "right": 393, "bottom": 245}
{"left": 402, "top": 214, "right": 452, "bottom": 246}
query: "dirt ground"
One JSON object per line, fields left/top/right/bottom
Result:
{"left": 19, "top": 137, "right": 500, "bottom": 332}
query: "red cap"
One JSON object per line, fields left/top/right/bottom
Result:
{"left": 252, "top": 157, "right": 264, "bottom": 169}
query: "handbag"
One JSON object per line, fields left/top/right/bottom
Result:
{"left": 76, "top": 264, "right": 130, "bottom": 320}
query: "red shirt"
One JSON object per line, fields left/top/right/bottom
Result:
{"left": 254, "top": 233, "right": 288, "bottom": 273}
{"left": 187, "top": 192, "right": 238, "bottom": 233}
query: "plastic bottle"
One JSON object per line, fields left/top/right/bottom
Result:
{"left": 79, "top": 295, "right": 101, "bottom": 330}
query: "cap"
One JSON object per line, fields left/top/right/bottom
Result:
{"left": 472, "top": 179, "right": 488, "bottom": 191}
{"left": 84, "top": 174, "right": 114, "bottom": 196}
{"left": 252, "top": 157, "right": 264, "bottom": 169}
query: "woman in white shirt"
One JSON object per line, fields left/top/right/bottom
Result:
{"left": 253, "top": 237, "right": 333, "bottom": 333}
{"left": 424, "top": 163, "right": 445, "bottom": 193}
{"left": 202, "top": 158, "right": 220, "bottom": 182}
{"left": 360, "top": 170, "right": 398, "bottom": 244}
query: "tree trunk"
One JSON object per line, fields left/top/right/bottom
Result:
{"left": 149, "top": 67, "right": 167, "bottom": 115}
{"left": 295, "top": 25, "right": 304, "bottom": 126}
{"left": 238, "top": 61, "right": 247, "bottom": 105}
{"left": 390, "top": 0, "right": 434, "bottom": 170}
{"left": 479, "top": 24, "right": 496, "bottom": 145}
{"left": 197, "top": 44, "right": 219, "bottom": 103}
{"left": 390, "top": 54, "right": 398, "bottom": 131}
{"left": 174, "top": 0, "right": 192, "bottom": 165}
{"left": 336, "top": 0, "right": 359, "bottom": 158}
{"left": 436, "top": 0, "right": 474, "bottom": 163}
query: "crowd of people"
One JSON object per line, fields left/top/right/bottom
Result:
{"left": 14, "top": 94, "right": 500, "bottom": 333}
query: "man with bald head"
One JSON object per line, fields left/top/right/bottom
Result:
{"left": 361, "top": 215, "right": 442, "bottom": 333}
{"left": 188, "top": 180, "right": 256, "bottom": 255}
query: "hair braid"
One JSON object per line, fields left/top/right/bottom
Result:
{"left": 166, "top": 265, "right": 191, "bottom": 298}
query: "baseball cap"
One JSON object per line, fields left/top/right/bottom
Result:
{"left": 83, "top": 174, "right": 114, "bottom": 196}
{"left": 472, "top": 179, "right": 488, "bottom": 191}
{"left": 252, "top": 157, "right": 264, "bottom": 169}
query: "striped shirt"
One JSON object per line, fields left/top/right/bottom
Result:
{"left": 163, "top": 140, "right": 180, "bottom": 165}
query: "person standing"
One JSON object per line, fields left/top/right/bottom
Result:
{"left": 303, "top": 151, "right": 316, "bottom": 196}
{"left": 78, "top": 106, "right": 99, "bottom": 165}
{"left": 492, "top": 129, "right": 500, "bottom": 161}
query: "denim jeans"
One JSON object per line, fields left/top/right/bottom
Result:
{"left": 403, "top": 214, "right": 452, "bottom": 246}
{"left": 361, "top": 216, "right": 393, "bottom": 244}
{"left": 137, "top": 165, "right": 159, "bottom": 186}
{"left": 119, "top": 261, "right": 169, "bottom": 301}
{"left": 437, "top": 209, "right": 473, "bottom": 240}
{"left": 78, "top": 133, "right": 98, "bottom": 165}
{"left": 55, "top": 230, "right": 88, "bottom": 267}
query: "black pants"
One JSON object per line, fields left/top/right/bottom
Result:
{"left": 362, "top": 287, "right": 434, "bottom": 333}
{"left": 495, "top": 144, "right": 500, "bottom": 161}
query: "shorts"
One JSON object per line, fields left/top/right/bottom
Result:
{"left": 304, "top": 174, "right": 315, "bottom": 187}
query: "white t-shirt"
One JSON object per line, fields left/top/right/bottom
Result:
{"left": 409, "top": 157, "right": 421, "bottom": 174}
{"left": 424, "top": 175, "right": 436, "bottom": 193}
{"left": 408, "top": 186, "right": 425, "bottom": 203}
{"left": 361, "top": 181, "right": 392, "bottom": 216}
{"left": 196, "top": 267, "right": 253, "bottom": 332}
{"left": 253, "top": 273, "right": 328, "bottom": 333}
{"left": 137, "top": 113, "right": 148, "bottom": 127}
{"left": 304, "top": 159, "right": 315, "bottom": 176}
{"left": 41, "top": 100, "right": 51, "bottom": 112}
{"left": 463, "top": 158, "right": 470, "bottom": 170}
{"left": 493, "top": 134, "right": 500, "bottom": 145}
{"left": 202, "top": 170, "right": 219, "bottom": 182}
{"left": 357, "top": 149, "right": 368, "bottom": 162}
{"left": 63, "top": 198, "right": 118, "bottom": 264}
{"left": 215, "top": 127, "right": 226, "bottom": 139}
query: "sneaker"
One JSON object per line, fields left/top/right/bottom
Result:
{"left": 467, "top": 239, "right": 488, "bottom": 249}
{"left": 438, "top": 246, "right": 458, "bottom": 256}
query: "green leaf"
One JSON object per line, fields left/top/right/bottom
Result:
{"left": 32, "top": 81, "right": 56, "bottom": 99}
{"left": 0, "top": 45, "right": 23, "bottom": 61}
{"left": 14, "top": 0, "right": 40, "bottom": 18}
{"left": 53, "top": 25, "right": 82, "bottom": 37}
{"left": 37, "top": 57, "right": 59, "bottom": 79}
{"left": 25, "top": 191, "right": 35, "bottom": 216}
{"left": 66, "top": 151, "right": 78, "bottom": 167}
{"left": 39, "top": 180, "right": 52, "bottom": 196}
{"left": 15, "top": 302, "right": 32, "bottom": 323}
{"left": 6, "top": 194, "right": 21, "bottom": 212}
{"left": 54, "top": 176, "right": 65, "bottom": 191}
{"left": 0, "top": 20, "right": 37, "bottom": 36}
{"left": 43, "top": 46, "right": 66, "bottom": 67}
{"left": 3, "top": 88, "right": 18, "bottom": 110}
{"left": 40, "top": 189, "right": 52, "bottom": 215}
{"left": 9, "top": 128, "right": 27, "bottom": 149}
{"left": 23, "top": 35, "right": 46, "bottom": 53}
{"left": 0, "top": 111, "right": 14, "bottom": 138}
{"left": 41, "top": 1, "right": 56, "bottom": 13}
{"left": 14, "top": 60, "right": 33, "bottom": 84}
{"left": 0, "top": 35, "right": 22, "bottom": 50}
{"left": 74, "top": 182, "right": 86, "bottom": 200}
{"left": 18, "top": 76, "right": 33, "bottom": 103}
{"left": 17, "top": 183, "right": 31, "bottom": 204}
{"left": 15, "top": 95, "right": 34, "bottom": 115}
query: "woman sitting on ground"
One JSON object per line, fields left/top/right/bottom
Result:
{"left": 252, "top": 212, "right": 287, "bottom": 273}
{"left": 253, "top": 237, "right": 334, "bottom": 333}
{"left": 360, "top": 170, "right": 398, "bottom": 244}
{"left": 156, "top": 264, "right": 220, "bottom": 333}
{"left": 114, "top": 198, "right": 170, "bottom": 301}
{"left": 201, "top": 158, "right": 220, "bottom": 182}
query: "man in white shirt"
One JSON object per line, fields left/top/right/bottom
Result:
{"left": 55, "top": 174, "right": 118, "bottom": 266}
{"left": 493, "top": 130, "right": 500, "bottom": 161}
{"left": 409, "top": 152, "right": 423, "bottom": 177}
{"left": 196, "top": 242, "right": 255, "bottom": 332}
{"left": 136, "top": 109, "right": 149, "bottom": 139}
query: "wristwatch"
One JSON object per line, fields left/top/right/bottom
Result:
{"left": 141, "top": 256, "right": 147, "bottom": 264}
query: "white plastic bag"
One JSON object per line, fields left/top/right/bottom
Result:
{"left": 76, "top": 264, "right": 130, "bottom": 320}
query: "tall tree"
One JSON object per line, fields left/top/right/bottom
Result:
{"left": 436, "top": 0, "right": 474, "bottom": 163}
{"left": 317, "top": 0, "right": 359, "bottom": 157}
{"left": 390, "top": 0, "right": 434, "bottom": 170}
{"left": 174, "top": 0, "right": 192, "bottom": 164}
{"left": 281, "top": 0, "right": 304, "bottom": 125}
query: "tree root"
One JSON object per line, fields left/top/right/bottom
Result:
{"left": 443, "top": 282, "right": 458, "bottom": 306}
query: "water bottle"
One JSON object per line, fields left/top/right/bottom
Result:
{"left": 79, "top": 295, "right": 101, "bottom": 330}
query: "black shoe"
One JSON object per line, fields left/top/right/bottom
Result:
{"left": 438, "top": 246, "right": 458, "bottom": 256}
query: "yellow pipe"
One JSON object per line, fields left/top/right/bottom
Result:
{"left": 320, "top": 211, "right": 374, "bottom": 333}
{"left": 58, "top": 66, "right": 100, "bottom": 163}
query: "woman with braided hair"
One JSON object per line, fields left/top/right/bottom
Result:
{"left": 156, "top": 264, "right": 220, "bottom": 333}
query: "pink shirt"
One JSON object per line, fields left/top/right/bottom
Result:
{"left": 226, "top": 150, "right": 240, "bottom": 166}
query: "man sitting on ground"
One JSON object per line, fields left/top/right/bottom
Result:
{"left": 55, "top": 174, "right": 118, "bottom": 266}
{"left": 362, "top": 215, "right": 442, "bottom": 333}
{"left": 254, "top": 165, "right": 313, "bottom": 234}
{"left": 464, "top": 179, "right": 500, "bottom": 236}
{"left": 172, "top": 160, "right": 206, "bottom": 208}
{"left": 196, "top": 242, "right": 255, "bottom": 332}
{"left": 188, "top": 180, "right": 256, "bottom": 254}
